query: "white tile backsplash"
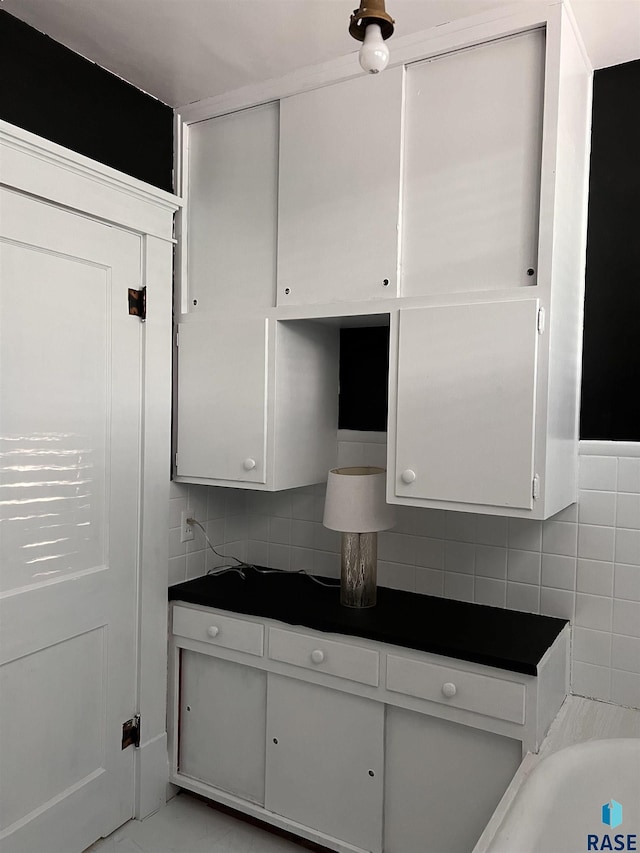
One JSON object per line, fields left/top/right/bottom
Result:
{"left": 169, "top": 444, "right": 640, "bottom": 710}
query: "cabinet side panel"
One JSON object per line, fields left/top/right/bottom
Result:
{"left": 179, "top": 652, "right": 267, "bottom": 804}
{"left": 395, "top": 300, "right": 539, "bottom": 509}
{"left": 543, "top": 11, "right": 592, "bottom": 516}
{"left": 273, "top": 321, "right": 339, "bottom": 490}
{"left": 187, "top": 102, "right": 278, "bottom": 314}
{"left": 384, "top": 706, "right": 522, "bottom": 853}
{"left": 401, "top": 29, "right": 545, "bottom": 297}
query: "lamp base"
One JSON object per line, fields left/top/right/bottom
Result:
{"left": 341, "top": 532, "right": 377, "bottom": 608}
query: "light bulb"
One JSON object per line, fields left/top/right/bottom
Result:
{"left": 359, "top": 23, "right": 389, "bottom": 74}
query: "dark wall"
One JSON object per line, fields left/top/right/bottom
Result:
{"left": 0, "top": 11, "right": 173, "bottom": 192}
{"left": 580, "top": 59, "right": 640, "bottom": 440}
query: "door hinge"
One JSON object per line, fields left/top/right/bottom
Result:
{"left": 537, "top": 306, "right": 545, "bottom": 335}
{"left": 128, "top": 286, "right": 147, "bottom": 322}
{"left": 174, "top": 452, "right": 178, "bottom": 471}
{"left": 532, "top": 474, "right": 540, "bottom": 500}
{"left": 175, "top": 328, "right": 179, "bottom": 347}
{"left": 122, "top": 714, "right": 141, "bottom": 750}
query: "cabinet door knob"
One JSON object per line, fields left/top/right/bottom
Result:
{"left": 442, "top": 682, "right": 457, "bottom": 698}
{"left": 243, "top": 458, "right": 257, "bottom": 471}
{"left": 401, "top": 469, "right": 416, "bottom": 484}
{"left": 207, "top": 626, "right": 220, "bottom": 638}
{"left": 310, "top": 649, "right": 325, "bottom": 664}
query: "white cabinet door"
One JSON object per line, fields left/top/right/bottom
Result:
{"left": 394, "top": 299, "right": 539, "bottom": 509}
{"left": 265, "top": 675, "right": 384, "bottom": 853}
{"left": 384, "top": 706, "right": 522, "bottom": 853}
{"left": 177, "top": 316, "right": 268, "bottom": 483}
{"left": 179, "top": 652, "right": 267, "bottom": 804}
{"left": 277, "top": 67, "right": 403, "bottom": 306}
{"left": 401, "top": 29, "right": 545, "bottom": 296}
{"left": 186, "top": 102, "right": 278, "bottom": 314}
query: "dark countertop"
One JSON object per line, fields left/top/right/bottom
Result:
{"left": 169, "top": 567, "right": 568, "bottom": 676}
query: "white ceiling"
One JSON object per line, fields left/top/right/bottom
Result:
{"left": 2, "top": 0, "right": 639, "bottom": 108}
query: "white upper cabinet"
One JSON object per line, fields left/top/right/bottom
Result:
{"left": 277, "top": 67, "right": 403, "bottom": 306}
{"left": 401, "top": 29, "right": 545, "bottom": 297}
{"left": 186, "top": 102, "right": 278, "bottom": 314}
{"left": 393, "top": 300, "right": 540, "bottom": 510}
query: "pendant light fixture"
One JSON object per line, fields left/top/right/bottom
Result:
{"left": 349, "top": 0, "right": 395, "bottom": 74}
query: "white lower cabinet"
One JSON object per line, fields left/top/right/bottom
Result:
{"left": 169, "top": 604, "right": 568, "bottom": 853}
{"left": 266, "top": 675, "right": 384, "bottom": 853}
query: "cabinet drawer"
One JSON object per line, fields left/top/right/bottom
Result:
{"left": 386, "top": 654, "right": 525, "bottom": 724}
{"left": 268, "top": 627, "right": 379, "bottom": 687}
{"left": 173, "top": 606, "right": 264, "bottom": 657}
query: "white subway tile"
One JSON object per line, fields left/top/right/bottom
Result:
{"left": 247, "top": 540, "right": 268, "bottom": 567}
{"left": 613, "top": 599, "right": 640, "bottom": 638}
{"left": 223, "top": 540, "right": 247, "bottom": 562}
{"left": 578, "top": 490, "right": 616, "bottom": 526}
{"left": 541, "top": 554, "right": 576, "bottom": 590}
{"left": 169, "top": 496, "right": 187, "bottom": 528}
{"left": 268, "top": 516, "right": 290, "bottom": 545}
{"left": 169, "top": 480, "right": 188, "bottom": 499}
{"left": 186, "top": 521, "right": 206, "bottom": 554}
{"left": 475, "top": 546, "right": 507, "bottom": 580}
{"left": 315, "top": 550, "right": 340, "bottom": 578}
{"left": 610, "top": 669, "right": 640, "bottom": 709}
{"left": 614, "top": 563, "right": 640, "bottom": 601}
{"left": 415, "top": 568, "right": 444, "bottom": 597}
{"left": 474, "top": 577, "right": 506, "bottom": 608}
{"left": 378, "top": 561, "right": 415, "bottom": 592}
{"left": 540, "top": 587, "right": 575, "bottom": 620}
{"left": 572, "top": 627, "right": 612, "bottom": 667}
{"left": 575, "top": 593, "right": 612, "bottom": 631}
{"left": 168, "top": 555, "right": 186, "bottom": 586}
{"left": 475, "top": 515, "right": 508, "bottom": 547}
{"left": 415, "top": 536, "right": 445, "bottom": 570}
{"left": 187, "top": 485, "right": 209, "bottom": 526}
{"left": 506, "top": 582, "right": 540, "bottom": 614}
{"left": 551, "top": 502, "right": 578, "bottom": 522}
{"left": 268, "top": 543, "right": 291, "bottom": 571}
{"left": 337, "top": 441, "right": 365, "bottom": 467}
{"left": 363, "top": 442, "right": 387, "bottom": 468}
{"left": 507, "top": 550, "right": 541, "bottom": 585}
{"left": 445, "top": 512, "right": 477, "bottom": 543}
{"left": 572, "top": 661, "right": 611, "bottom": 702}
{"left": 314, "top": 524, "right": 340, "bottom": 553}
{"left": 444, "top": 541, "right": 475, "bottom": 575}
{"left": 578, "top": 524, "right": 615, "bottom": 562}
{"left": 617, "top": 493, "right": 640, "bottom": 529}
{"left": 168, "top": 527, "right": 186, "bottom": 559}
{"left": 413, "top": 508, "right": 446, "bottom": 539}
{"left": 290, "top": 519, "right": 316, "bottom": 548}
{"left": 289, "top": 547, "right": 316, "bottom": 573}
{"left": 611, "top": 634, "right": 640, "bottom": 674}
{"left": 248, "top": 513, "right": 269, "bottom": 541}
{"left": 444, "top": 572, "right": 474, "bottom": 602}
{"left": 224, "top": 489, "right": 248, "bottom": 516}
{"left": 579, "top": 455, "right": 618, "bottom": 491}
{"left": 186, "top": 549, "right": 206, "bottom": 580}
{"left": 615, "top": 528, "right": 640, "bottom": 565}
{"left": 508, "top": 518, "right": 542, "bottom": 552}
{"left": 268, "top": 491, "right": 293, "bottom": 519}
{"left": 206, "top": 518, "right": 224, "bottom": 546}
{"left": 543, "top": 520, "right": 578, "bottom": 557}
{"left": 576, "top": 559, "right": 614, "bottom": 597}
{"left": 618, "top": 457, "right": 640, "bottom": 493}
{"left": 378, "top": 531, "right": 415, "bottom": 565}
{"left": 225, "top": 513, "right": 248, "bottom": 543}
{"left": 206, "top": 488, "right": 226, "bottom": 520}
{"left": 245, "top": 490, "right": 272, "bottom": 516}
{"left": 291, "top": 491, "right": 318, "bottom": 522}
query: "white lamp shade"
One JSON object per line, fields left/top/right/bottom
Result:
{"left": 323, "top": 467, "right": 395, "bottom": 533}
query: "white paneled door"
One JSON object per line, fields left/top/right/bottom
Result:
{"left": 0, "top": 188, "right": 142, "bottom": 853}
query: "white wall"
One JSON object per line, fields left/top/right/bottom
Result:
{"left": 169, "top": 439, "right": 640, "bottom": 711}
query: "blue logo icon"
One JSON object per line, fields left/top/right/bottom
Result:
{"left": 602, "top": 800, "right": 623, "bottom": 829}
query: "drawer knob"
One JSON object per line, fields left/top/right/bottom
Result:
{"left": 310, "top": 649, "right": 325, "bottom": 665}
{"left": 401, "top": 469, "right": 416, "bottom": 484}
{"left": 243, "top": 458, "right": 257, "bottom": 471}
{"left": 207, "top": 626, "right": 220, "bottom": 638}
{"left": 442, "top": 682, "right": 457, "bottom": 698}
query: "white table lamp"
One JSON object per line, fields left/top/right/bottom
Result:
{"left": 323, "top": 466, "right": 395, "bottom": 608}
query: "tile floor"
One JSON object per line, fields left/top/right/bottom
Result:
{"left": 86, "top": 793, "right": 319, "bottom": 853}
